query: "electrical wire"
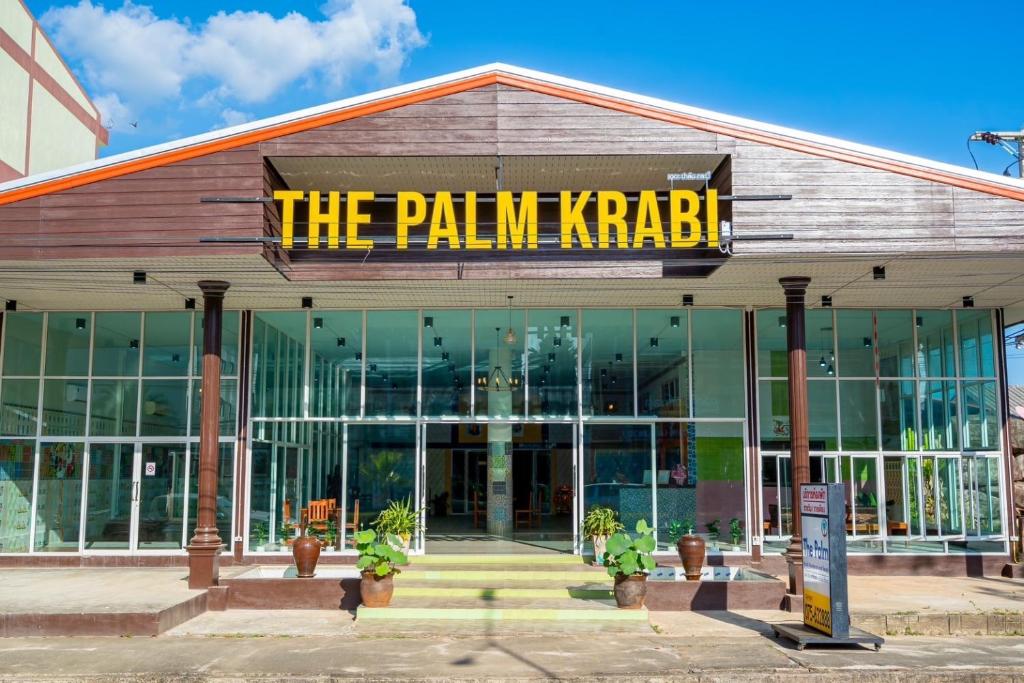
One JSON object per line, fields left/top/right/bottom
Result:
{"left": 967, "top": 136, "right": 981, "bottom": 170}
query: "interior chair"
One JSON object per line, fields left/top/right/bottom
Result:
{"left": 473, "top": 489, "right": 487, "bottom": 529}
{"left": 514, "top": 488, "right": 541, "bottom": 529}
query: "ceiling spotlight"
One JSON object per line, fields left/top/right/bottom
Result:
{"left": 650, "top": 337, "right": 659, "bottom": 348}
{"left": 872, "top": 266, "right": 886, "bottom": 280}
{"left": 826, "top": 363, "right": 835, "bottom": 376}
{"left": 778, "top": 316, "right": 786, "bottom": 328}
{"left": 962, "top": 296, "right": 974, "bottom": 308}
{"left": 434, "top": 336, "right": 443, "bottom": 347}
{"left": 133, "top": 270, "right": 146, "bottom": 284}
{"left": 4, "top": 300, "right": 16, "bottom": 312}
{"left": 548, "top": 352, "right": 555, "bottom": 362}
{"left": 682, "top": 294, "right": 694, "bottom": 307}
{"left": 336, "top": 337, "right": 346, "bottom": 347}
{"left": 441, "top": 351, "right": 450, "bottom": 361}
{"left": 615, "top": 353, "right": 623, "bottom": 363}
{"left": 915, "top": 316, "right": 923, "bottom": 328}
{"left": 355, "top": 352, "right": 362, "bottom": 361}
{"left": 863, "top": 337, "right": 872, "bottom": 348}
{"left": 313, "top": 317, "right": 324, "bottom": 329}
{"left": 601, "top": 368, "right": 608, "bottom": 377}
{"left": 424, "top": 316, "right": 433, "bottom": 328}
{"left": 560, "top": 316, "right": 570, "bottom": 328}
{"left": 171, "top": 353, "right": 180, "bottom": 363}
{"left": 670, "top": 316, "right": 680, "bottom": 328}
{"left": 75, "top": 318, "right": 86, "bottom": 330}
{"left": 129, "top": 339, "right": 140, "bottom": 350}
{"left": 184, "top": 298, "right": 196, "bottom": 310}
{"left": 301, "top": 297, "right": 313, "bottom": 309}
{"left": 821, "top": 295, "right": 832, "bottom": 308}
{"left": 553, "top": 337, "right": 562, "bottom": 347}
{"left": 369, "top": 363, "right": 377, "bottom": 372}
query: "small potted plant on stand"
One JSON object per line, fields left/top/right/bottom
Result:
{"left": 675, "top": 518, "right": 704, "bottom": 581}
{"left": 354, "top": 528, "right": 407, "bottom": 607}
{"left": 371, "top": 497, "right": 422, "bottom": 554}
{"left": 321, "top": 519, "right": 338, "bottom": 551}
{"left": 582, "top": 506, "right": 623, "bottom": 566}
{"left": 603, "top": 519, "right": 656, "bottom": 609}
{"left": 729, "top": 518, "right": 744, "bottom": 550}
{"left": 252, "top": 522, "right": 268, "bottom": 552}
{"left": 280, "top": 521, "right": 296, "bottom": 549}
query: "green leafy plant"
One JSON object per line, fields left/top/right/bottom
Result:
{"left": 354, "top": 528, "right": 407, "bottom": 577}
{"left": 667, "top": 520, "right": 683, "bottom": 544}
{"left": 321, "top": 518, "right": 338, "bottom": 547}
{"left": 680, "top": 518, "right": 696, "bottom": 536}
{"left": 582, "top": 506, "right": 624, "bottom": 538}
{"left": 729, "top": 518, "right": 743, "bottom": 544}
{"left": 603, "top": 519, "right": 656, "bottom": 578}
{"left": 705, "top": 519, "right": 720, "bottom": 538}
{"left": 279, "top": 521, "right": 295, "bottom": 542}
{"left": 252, "top": 522, "right": 268, "bottom": 547}
{"left": 371, "top": 497, "right": 423, "bottom": 539}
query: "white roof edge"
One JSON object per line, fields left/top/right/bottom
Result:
{"left": 2, "top": 62, "right": 1023, "bottom": 195}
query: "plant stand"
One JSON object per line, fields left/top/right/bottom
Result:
{"left": 772, "top": 622, "right": 884, "bottom": 652}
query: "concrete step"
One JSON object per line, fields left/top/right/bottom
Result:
{"left": 393, "top": 584, "right": 614, "bottom": 600}
{"left": 407, "top": 553, "right": 585, "bottom": 566}
{"left": 397, "top": 568, "right": 614, "bottom": 583}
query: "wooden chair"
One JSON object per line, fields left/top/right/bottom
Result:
{"left": 515, "top": 488, "right": 541, "bottom": 529}
{"left": 472, "top": 489, "right": 487, "bottom": 529}
{"left": 344, "top": 498, "right": 360, "bottom": 547}
{"left": 300, "top": 498, "right": 337, "bottom": 535}
{"left": 887, "top": 519, "right": 909, "bottom": 536}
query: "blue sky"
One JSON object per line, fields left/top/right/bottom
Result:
{"left": 24, "top": 0, "right": 1024, "bottom": 177}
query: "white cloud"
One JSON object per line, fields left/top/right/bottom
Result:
{"left": 93, "top": 92, "right": 134, "bottom": 132}
{"left": 41, "top": 0, "right": 425, "bottom": 130}
{"left": 219, "top": 108, "right": 254, "bottom": 128}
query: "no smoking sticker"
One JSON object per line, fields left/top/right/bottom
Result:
{"left": 144, "top": 462, "right": 156, "bottom": 476}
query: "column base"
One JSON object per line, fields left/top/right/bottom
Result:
{"left": 782, "top": 593, "right": 804, "bottom": 613}
{"left": 187, "top": 543, "right": 223, "bottom": 589}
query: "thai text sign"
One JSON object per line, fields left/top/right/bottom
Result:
{"left": 273, "top": 190, "right": 720, "bottom": 251}
{"left": 800, "top": 483, "right": 850, "bottom": 638}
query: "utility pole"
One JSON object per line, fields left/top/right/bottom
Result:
{"left": 970, "top": 130, "right": 1024, "bottom": 178}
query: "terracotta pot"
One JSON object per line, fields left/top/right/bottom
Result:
{"left": 676, "top": 534, "right": 705, "bottom": 581}
{"left": 592, "top": 535, "right": 609, "bottom": 566}
{"left": 613, "top": 573, "right": 647, "bottom": 609}
{"left": 360, "top": 570, "right": 396, "bottom": 607}
{"left": 292, "top": 535, "right": 321, "bottom": 578}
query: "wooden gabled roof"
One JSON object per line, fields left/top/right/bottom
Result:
{"left": 1, "top": 63, "right": 1023, "bottom": 206}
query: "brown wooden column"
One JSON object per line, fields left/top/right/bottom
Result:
{"left": 780, "top": 276, "right": 811, "bottom": 598}
{"left": 187, "top": 280, "right": 230, "bottom": 588}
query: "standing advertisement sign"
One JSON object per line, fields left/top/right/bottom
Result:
{"left": 773, "top": 482, "right": 883, "bottom": 650}
{"left": 800, "top": 483, "right": 849, "bottom": 638}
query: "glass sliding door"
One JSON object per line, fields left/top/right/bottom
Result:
{"left": 137, "top": 443, "right": 187, "bottom": 549}
{"left": 581, "top": 424, "right": 652, "bottom": 550}
{"left": 84, "top": 443, "right": 135, "bottom": 549}
{"left": 33, "top": 442, "right": 85, "bottom": 552}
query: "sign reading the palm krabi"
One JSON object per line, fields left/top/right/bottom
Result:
{"left": 273, "top": 190, "right": 720, "bottom": 252}
{"left": 800, "top": 483, "right": 850, "bottom": 638}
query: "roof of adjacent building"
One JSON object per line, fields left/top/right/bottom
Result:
{"left": 1, "top": 63, "right": 1024, "bottom": 206}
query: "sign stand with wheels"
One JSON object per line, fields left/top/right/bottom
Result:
{"left": 772, "top": 483, "right": 884, "bottom": 651}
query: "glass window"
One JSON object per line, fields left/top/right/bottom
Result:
{"left": 143, "top": 312, "right": 191, "bottom": 377}
{"left": 190, "top": 379, "right": 237, "bottom": 437}
{"left": 421, "top": 310, "right": 471, "bottom": 417}
{"left": 137, "top": 443, "right": 187, "bottom": 549}
{"left": 248, "top": 440, "right": 273, "bottom": 550}
{"left": 89, "top": 380, "right": 138, "bottom": 437}
{"left": 475, "top": 309, "right": 525, "bottom": 417}
{"left": 188, "top": 443, "right": 234, "bottom": 543}
{"left": 842, "top": 455, "right": 880, "bottom": 536}
{"left": 365, "top": 311, "right": 417, "bottom": 417}
{"left": 758, "top": 380, "right": 791, "bottom": 451}
{"left": 92, "top": 312, "right": 141, "bottom": 377}
{"left": 582, "top": 424, "right": 651, "bottom": 546}
{"left": 963, "top": 456, "right": 1001, "bottom": 536}
{"left": 33, "top": 441, "right": 84, "bottom": 551}
{"left": 879, "top": 380, "right": 916, "bottom": 450}
{"left": 0, "top": 439, "right": 35, "bottom": 552}
{"left": 836, "top": 310, "right": 874, "bottom": 377}
{"left": 637, "top": 310, "right": 687, "bottom": 417}
{"left": 528, "top": 310, "right": 577, "bottom": 417}
{"left": 0, "top": 378, "right": 38, "bottom": 436}
{"left": 806, "top": 309, "right": 835, "bottom": 379}
{"left": 250, "top": 313, "right": 306, "bottom": 419}
{"left": 44, "top": 313, "right": 90, "bottom": 376}
{"left": 962, "top": 380, "right": 997, "bottom": 450}
{"left": 839, "top": 380, "right": 877, "bottom": 450}
{"left": 654, "top": 422, "right": 689, "bottom": 548}
{"left": 920, "top": 380, "right": 958, "bottom": 450}
{"left": 41, "top": 379, "right": 88, "bottom": 436}
{"left": 309, "top": 311, "right": 362, "bottom": 418}
{"left": 761, "top": 455, "right": 793, "bottom": 537}
{"left": 763, "top": 379, "right": 837, "bottom": 450}
{"left": 195, "top": 311, "right": 240, "bottom": 377}
{"left": 2, "top": 312, "right": 42, "bottom": 376}
{"left": 957, "top": 310, "right": 995, "bottom": 378}
{"left": 346, "top": 424, "right": 417, "bottom": 546}
{"left": 582, "top": 309, "right": 634, "bottom": 416}
{"left": 140, "top": 380, "right": 189, "bottom": 436}
{"left": 936, "top": 457, "right": 963, "bottom": 535}
{"left": 692, "top": 309, "right": 744, "bottom": 417}
{"left": 756, "top": 309, "right": 788, "bottom": 377}
{"left": 693, "top": 422, "right": 746, "bottom": 551}
{"left": 876, "top": 310, "right": 914, "bottom": 377}
{"left": 917, "top": 311, "right": 955, "bottom": 378}
{"left": 84, "top": 443, "right": 134, "bottom": 550}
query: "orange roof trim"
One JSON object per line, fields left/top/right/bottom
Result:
{"left": 2, "top": 69, "right": 1024, "bottom": 206}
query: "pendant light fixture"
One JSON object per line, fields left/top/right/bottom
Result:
{"left": 504, "top": 295, "right": 517, "bottom": 345}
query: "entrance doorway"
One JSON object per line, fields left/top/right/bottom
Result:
{"left": 422, "top": 423, "right": 575, "bottom": 553}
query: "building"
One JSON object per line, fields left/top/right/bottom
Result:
{"left": 0, "top": 64, "right": 1021, "bottom": 578}
{"left": 0, "top": 0, "right": 108, "bottom": 182}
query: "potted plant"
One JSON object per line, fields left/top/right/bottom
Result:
{"left": 280, "top": 521, "right": 296, "bottom": 548}
{"left": 292, "top": 529, "right": 321, "bottom": 578}
{"left": 252, "top": 522, "right": 268, "bottom": 552}
{"left": 321, "top": 519, "right": 338, "bottom": 551}
{"left": 729, "top": 518, "right": 744, "bottom": 549}
{"left": 705, "top": 518, "right": 720, "bottom": 542}
{"left": 603, "top": 519, "right": 656, "bottom": 609}
{"left": 676, "top": 518, "right": 704, "bottom": 581}
{"left": 354, "top": 528, "right": 407, "bottom": 607}
{"left": 371, "top": 497, "right": 422, "bottom": 553}
{"left": 582, "top": 506, "right": 623, "bottom": 566}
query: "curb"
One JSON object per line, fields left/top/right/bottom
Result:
{"left": 853, "top": 611, "right": 1024, "bottom": 636}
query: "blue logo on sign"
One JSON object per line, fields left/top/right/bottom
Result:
{"left": 821, "top": 519, "right": 828, "bottom": 536}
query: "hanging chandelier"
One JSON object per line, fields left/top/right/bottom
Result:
{"left": 504, "top": 295, "right": 517, "bottom": 345}
{"left": 476, "top": 327, "right": 521, "bottom": 392}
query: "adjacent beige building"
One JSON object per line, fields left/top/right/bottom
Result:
{"left": 0, "top": 0, "right": 107, "bottom": 182}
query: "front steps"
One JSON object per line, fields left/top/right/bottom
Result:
{"left": 356, "top": 554, "right": 651, "bottom": 634}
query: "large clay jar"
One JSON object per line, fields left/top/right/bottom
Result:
{"left": 292, "top": 534, "right": 321, "bottom": 578}
{"left": 592, "top": 535, "right": 609, "bottom": 566}
{"left": 360, "top": 571, "right": 395, "bottom": 607}
{"left": 613, "top": 574, "right": 647, "bottom": 609}
{"left": 676, "top": 534, "right": 706, "bottom": 581}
